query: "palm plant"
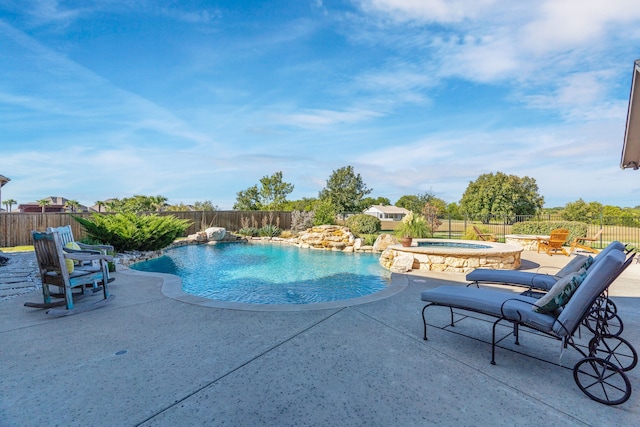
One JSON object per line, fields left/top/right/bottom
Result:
{"left": 37, "top": 199, "right": 51, "bottom": 213}
{"left": 3, "top": 198, "right": 16, "bottom": 212}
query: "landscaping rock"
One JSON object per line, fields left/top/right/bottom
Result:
{"left": 205, "top": 227, "right": 226, "bottom": 241}
{"left": 373, "top": 233, "right": 398, "bottom": 252}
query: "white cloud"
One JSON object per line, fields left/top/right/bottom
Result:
{"left": 271, "top": 108, "right": 383, "bottom": 128}
{"left": 521, "top": 0, "right": 640, "bottom": 54}
{"left": 356, "top": 0, "right": 498, "bottom": 23}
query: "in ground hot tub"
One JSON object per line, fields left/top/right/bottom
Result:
{"left": 379, "top": 239, "right": 523, "bottom": 273}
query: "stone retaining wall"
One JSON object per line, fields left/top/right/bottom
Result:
{"left": 380, "top": 241, "right": 522, "bottom": 274}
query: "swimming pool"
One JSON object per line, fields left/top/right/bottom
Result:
{"left": 131, "top": 243, "right": 393, "bottom": 305}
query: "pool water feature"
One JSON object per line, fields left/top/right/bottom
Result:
{"left": 380, "top": 238, "right": 523, "bottom": 273}
{"left": 131, "top": 243, "right": 392, "bottom": 305}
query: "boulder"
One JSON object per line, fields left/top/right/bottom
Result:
{"left": 390, "top": 254, "right": 415, "bottom": 273}
{"left": 373, "top": 233, "right": 398, "bottom": 252}
{"left": 187, "top": 231, "right": 208, "bottom": 242}
{"left": 205, "top": 227, "right": 226, "bottom": 241}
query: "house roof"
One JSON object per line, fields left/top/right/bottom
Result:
{"left": 366, "top": 205, "right": 410, "bottom": 214}
{"left": 0, "top": 174, "right": 9, "bottom": 187}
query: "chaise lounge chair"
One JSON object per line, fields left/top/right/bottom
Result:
{"left": 466, "top": 241, "right": 625, "bottom": 293}
{"left": 421, "top": 247, "right": 637, "bottom": 405}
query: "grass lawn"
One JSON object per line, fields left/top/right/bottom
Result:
{"left": 0, "top": 246, "right": 34, "bottom": 253}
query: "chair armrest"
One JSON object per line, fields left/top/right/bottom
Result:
{"left": 64, "top": 247, "right": 102, "bottom": 255}
{"left": 77, "top": 242, "right": 114, "bottom": 252}
{"left": 64, "top": 253, "right": 114, "bottom": 263}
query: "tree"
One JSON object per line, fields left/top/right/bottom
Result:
{"left": 459, "top": 172, "right": 544, "bottom": 223}
{"left": 396, "top": 192, "right": 444, "bottom": 215}
{"left": 95, "top": 200, "right": 106, "bottom": 213}
{"left": 318, "top": 166, "right": 372, "bottom": 213}
{"left": 233, "top": 171, "right": 294, "bottom": 211}
{"left": 359, "top": 196, "right": 391, "bottom": 211}
{"left": 64, "top": 199, "right": 80, "bottom": 213}
{"left": 37, "top": 198, "right": 51, "bottom": 213}
{"left": 283, "top": 197, "right": 317, "bottom": 212}
{"left": 193, "top": 200, "right": 218, "bottom": 211}
{"left": 561, "top": 199, "right": 603, "bottom": 224}
{"left": 3, "top": 198, "right": 16, "bottom": 212}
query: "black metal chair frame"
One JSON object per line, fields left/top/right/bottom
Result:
{"left": 422, "top": 254, "right": 637, "bottom": 405}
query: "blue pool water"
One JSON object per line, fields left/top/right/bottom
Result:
{"left": 131, "top": 243, "right": 391, "bottom": 305}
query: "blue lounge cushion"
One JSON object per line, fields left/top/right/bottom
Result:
{"left": 421, "top": 286, "right": 556, "bottom": 331}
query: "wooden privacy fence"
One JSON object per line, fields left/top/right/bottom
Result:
{"left": 0, "top": 211, "right": 292, "bottom": 247}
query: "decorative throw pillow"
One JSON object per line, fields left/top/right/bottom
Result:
{"left": 554, "top": 255, "right": 587, "bottom": 278}
{"left": 533, "top": 271, "right": 585, "bottom": 313}
{"left": 64, "top": 241, "right": 81, "bottom": 273}
{"left": 583, "top": 255, "right": 595, "bottom": 270}
{"left": 63, "top": 257, "right": 74, "bottom": 274}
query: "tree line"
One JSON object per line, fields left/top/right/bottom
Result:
{"left": 10, "top": 167, "right": 638, "bottom": 228}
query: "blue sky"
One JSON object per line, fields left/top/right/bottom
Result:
{"left": 1, "top": 0, "right": 640, "bottom": 210}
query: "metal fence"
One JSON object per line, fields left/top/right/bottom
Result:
{"left": 2, "top": 211, "right": 640, "bottom": 249}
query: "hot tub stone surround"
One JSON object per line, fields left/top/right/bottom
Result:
{"left": 379, "top": 239, "right": 523, "bottom": 273}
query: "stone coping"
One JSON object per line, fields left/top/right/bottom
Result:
{"left": 392, "top": 239, "right": 523, "bottom": 256}
{"left": 380, "top": 239, "right": 523, "bottom": 273}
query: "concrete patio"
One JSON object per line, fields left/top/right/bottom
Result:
{"left": 1, "top": 249, "right": 639, "bottom": 426}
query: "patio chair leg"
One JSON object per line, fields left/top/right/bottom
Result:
{"left": 491, "top": 319, "right": 499, "bottom": 365}
{"left": 422, "top": 305, "right": 429, "bottom": 340}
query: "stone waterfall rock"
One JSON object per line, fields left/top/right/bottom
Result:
{"left": 297, "top": 225, "right": 356, "bottom": 251}
{"left": 205, "top": 227, "right": 226, "bottom": 241}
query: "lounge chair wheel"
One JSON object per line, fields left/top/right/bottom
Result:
{"left": 573, "top": 357, "right": 631, "bottom": 405}
{"left": 588, "top": 334, "right": 638, "bottom": 372}
{"left": 583, "top": 309, "right": 624, "bottom": 337}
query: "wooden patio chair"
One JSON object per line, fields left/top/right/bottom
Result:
{"left": 536, "top": 228, "right": 570, "bottom": 256}
{"left": 570, "top": 229, "right": 603, "bottom": 254}
{"left": 47, "top": 225, "right": 114, "bottom": 282}
{"left": 472, "top": 225, "right": 497, "bottom": 242}
{"left": 25, "top": 230, "right": 114, "bottom": 315}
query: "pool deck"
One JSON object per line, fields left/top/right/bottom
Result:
{"left": 1, "top": 250, "right": 639, "bottom": 426}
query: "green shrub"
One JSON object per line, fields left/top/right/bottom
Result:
{"left": 313, "top": 201, "right": 336, "bottom": 225}
{"left": 463, "top": 225, "right": 492, "bottom": 240}
{"left": 74, "top": 213, "right": 191, "bottom": 252}
{"left": 359, "top": 233, "right": 378, "bottom": 246}
{"left": 237, "top": 227, "right": 259, "bottom": 237}
{"left": 258, "top": 224, "right": 282, "bottom": 237}
{"left": 512, "top": 221, "right": 588, "bottom": 243}
{"left": 345, "top": 214, "right": 381, "bottom": 235}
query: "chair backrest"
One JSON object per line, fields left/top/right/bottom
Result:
{"left": 47, "top": 225, "right": 75, "bottom": 247}
{"left": 553, "top": 249, "right": 629, "bottom": 337}
{"left": 472, "top": 226, "right": 493, "bottom": 241}
{"left": 590, "top": 229, "right": 604, "bottom": 240}
{"left": 32, "top": 230, "right": 70, "bottom": 281}
{"left": 548, "top": 228, "right": 570, "bottom": 246}
{"left": 588, "top": 241, "right": 625, "bottom": 272}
